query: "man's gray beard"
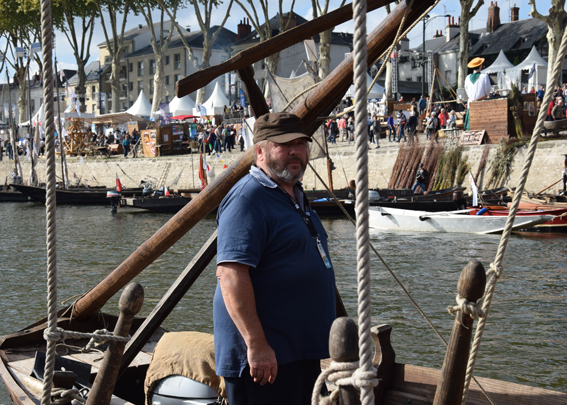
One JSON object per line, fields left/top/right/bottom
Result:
{"left": 265, "top": 155, "right": 306, "bottom": 186}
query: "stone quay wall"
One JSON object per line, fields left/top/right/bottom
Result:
{"left": 1, "top": 139, "right": 566, "bottom": 195}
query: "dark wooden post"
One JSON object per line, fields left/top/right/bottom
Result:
{"left": 329, "top": 317, "right": 360, "bottom": 405}
{"left": 86, "top": 283, "right": 144, "bottom": 405}
{"left": 433, "top": 261, "right": 486, "bottom": 405}
{"left": 371, "top": 324, "right": 395, "bottom": 404}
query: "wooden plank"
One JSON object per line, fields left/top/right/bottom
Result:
{"left": 176, "top": 0, "right": 391, "bottom": 96}
{"left": 0, "top": 354, "right": 38, "bottom": 405}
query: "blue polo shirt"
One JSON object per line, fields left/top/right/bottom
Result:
{"left": 214, "top": 166, "right": 336, "bottom": 378}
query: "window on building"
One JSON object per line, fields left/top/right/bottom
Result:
{"left": 174, "top": 53, "right": 181, "bottom": 70}
{"left": 138, "top": 61, "right": 144, "bottom": 76}
{"left": 149, "top": 79, "right": 154, "bottom": 93}
{"left": 104, "top": 55, "right": 111, "bottom": 64}
{"left": 150, "top": 98, "right": 153, "bottom": 104}
{"left": 149, "top": 59, "right": 156, "bottom": 75}
{"left": 138, "top": 80, "right": 144, "bottom": 93}
{"left": 91, "top": 85, "right": 96, "bottom": 94}
{"left": 129, "top": 63, "right": 133, "bottom": 72}
{"left": 411, "top": 59, "right": 418, "bottom": 69}
{"left": 31, "top": 99, "right": 35, "bottom": 112}
{"left": 165, "top": 95, "right": 170, "bottom": 103}
{"left": 92, "top": 104, "right": 96, "bottom": 113}
{"left": 174, "top": 74, "right": 181, "bottom": 82}
{"left": 165, "top": 75, "right": 170, "bottom": 86}
{"left": 165, "top": 55, "right": 170, "bottom": 65}
{"left": 417, "top": 76, "right": 422, "bottom": 82}
{"left": 123, "top": 46, "right": 129, "bottom": 59}
{"left": 406, "top": 78, "right": 412, "bottom": 82}
{"left": 129, "top": 82, "right": 133, "bottom": 91}
{"left": 123, "top": 102, "right": 128, "bottom": 110}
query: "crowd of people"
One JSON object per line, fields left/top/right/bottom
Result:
{"left": 196, "top": 122, "right": 245, "bottom": 155}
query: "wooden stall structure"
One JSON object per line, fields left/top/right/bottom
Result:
{"left": 128, "top": 121, "right": 148, "bottom": 134}
{"left": 469, "top": 98, "right": 514, "bottom": 144}
{"left": 520, "top": 93, "right": 537, "bottom": 135}
{"left": 141, "top": 123, "right": 187, "bottom": 157}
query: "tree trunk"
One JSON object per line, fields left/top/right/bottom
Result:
{"left": 152, "top": 54, "right": 164, "bottom": 113}
{"left": 458, "top": 13, "right": 471, "bottom": 89}
{"left": 110, "top": 56, "right": 121, "bottom": 113}
{"left": 318, "top": 28, "right": 333, "bottom": 80}
{"left": 385, "top": 59, "right": 393, "bottom": 100}
{"left": 76, "top": 59, "right": 87, "bottom": 113}
{"left": 16, "top": 67, "right": 27, "bottom": 124}
{"left": 545, "top": 17, "right": 563, "bottom": 89}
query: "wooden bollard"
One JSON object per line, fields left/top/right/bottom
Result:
{"left": 433, "top": 261, "right": 486, "bottom": 405}
{"left": 329, "top": 317, "right": 360, "bottom": 405}
{"left": 371, "top": 324, "right": 395, "bottom": 404}
{"left": 86, "top": 283, "right": 144, "bottom": 405}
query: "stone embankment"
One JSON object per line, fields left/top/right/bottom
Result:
{"left": 1, "top": 136, "right": 566, "bottom": 194}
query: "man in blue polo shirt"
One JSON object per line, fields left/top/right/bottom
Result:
{"left": 214, "top": 112, "right": 336, "bottom": 405}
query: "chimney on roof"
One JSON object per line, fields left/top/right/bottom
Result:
{"left": 185, "top": 25, "right": 191, "bottom": 32}
{"left": 446, "top": 15, "right": 460, "bottom": 43}
{"left": 237, "top": 19, "right": 251, "bottom": 39}
{"left": 138, "top": 24, "right": 143, "bottom": 29}
{"left": 487, "top": 1, "right": 501, "bottom": 33}
{"left": 511, "top": 4, "right": 519, "bottom": 22}
{"left": 433, "top": 30, "right": 442, "bottom": 38}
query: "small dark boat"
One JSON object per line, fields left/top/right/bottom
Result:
{"left": 122, "top": 195, "right": 194, "bottom": 214}
{"left": 10, "top": 184, "right": 144, "bottom": 205}
{"left": 0, "top": 189, "right": 30, "bottom": 202}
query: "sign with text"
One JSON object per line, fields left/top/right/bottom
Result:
{"left": 459, "top": 130, "right": 485, "bottom": 145}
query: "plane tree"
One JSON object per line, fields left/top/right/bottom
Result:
{"left": 311, "top": 0, "right": 346, "bottom": 80}
{"left": 158, "top": 0, "right": 234, "bottom": 104}
{"left": 457, "top": 0, "right": 484, "bottom": 89}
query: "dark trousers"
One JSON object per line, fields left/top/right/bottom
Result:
{"left": 224, "top": 359, "right": 324, "bottom": 405}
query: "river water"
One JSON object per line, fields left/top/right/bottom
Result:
{"left": 0, "top": 202, "right": 565, "bottom": 403}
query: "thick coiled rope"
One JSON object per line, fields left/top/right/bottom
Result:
{"left": 312, "top": 361, "right": 379, "bottom": 405}
{"left": 40, "top": 0, "right": 57, "bottom": 402}
{"left": 352, "top": 0, "right": 375, "bottom": 403}
{"left": 460, "top": 25, "right": 567, "bottom": 405}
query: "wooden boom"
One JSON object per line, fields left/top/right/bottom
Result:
{"left": 72, "top": 0, "right": 435, "bottom": 320}
{"left": 176, "top": 0, "right": 391, "bottom": 98}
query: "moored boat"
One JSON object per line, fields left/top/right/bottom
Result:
{"left": 369, "top": 206, "right": 551, "bottom": 234}
{"left": 10, "top": 184, "right": 144, "bottom": 205}
{"left": 469, "top": 206, "right": 567, "bottom": 232}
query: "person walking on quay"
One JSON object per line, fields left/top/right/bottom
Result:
{"left": 537, "top": 85, "right": 545, "bottom": 101}
{"left": 372, "top": 115, "right": 380, "bottom": 148}
{"left": 562, "top": 154, "right": 567, "bottom": 196}
{"left": 5, "top": 141, "right": 13, "bottom": 160}
{"left": 214, "top": 112, "right": 336, "bottom": 405}
{"left": 406, "top": 111, "right": 418, "bottom": 140}
{"left": 397, "top": 110, "right": 407, "bottom": 142}
{"left": 412, "top": 163, "right": 428, "bottom": 193}
{"left": 387, "top": 112, "right": 395, "bottom": 142}
{"left": 122, "top": 134, "right": 130, "bottom": 158}
{"left": 552, "top": 99, "right": 565, "bottom": 120}
{"left": 426, "top": 112, "right": 439, "bottom": 141}
{"left": 327, "top": 118, "right": 338, "bottom": 144}
{"left": 439, "top": 108, "right": 449, "bottom": 129}
{"left": 338, "top": 115, "right": 347, "bottom": 141}
{"left": 418, "top": 95, "right": 427, "bottom": 116}
{"left": 464, "top": 57, "right": 491, "bottom": 130}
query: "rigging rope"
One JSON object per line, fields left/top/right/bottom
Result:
{"left": 40, "top": 0, "right": 58, "bottom": 400}
{"left": 352, "top": 0, "right": 374, "bottom": 402}
{"left": 460, "top": 23, "right": 567, "bottom": 405}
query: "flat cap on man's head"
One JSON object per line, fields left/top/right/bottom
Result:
{"left": 253, "top": 113, "right": 312, "bottom": 144}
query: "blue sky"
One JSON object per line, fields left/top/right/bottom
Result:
{"left": 0, "top": 0, "right": 555, "bottom": 82}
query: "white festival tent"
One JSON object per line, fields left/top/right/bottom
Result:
{"left": 345, "top": 73, "right": 385, "bottom": 100}
{"left": 126, "top": 90, "right": 152, "bottom": 117}
{"left": 19, "top": 104, "right": 45, "bottom": 127}
{"left": 169, "top": 95, "right": 196, "bottom": 116}
{"left": 505, "top": 46, "right": 548, "bottom": 90}
{"left": 482, "top": 50, "right": 515, "bottom": 90}
{"left": 200, "top": 82, "right": 230, "bottom": 116}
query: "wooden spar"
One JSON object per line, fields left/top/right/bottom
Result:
{"left": 433, "top": 261, "right": 486, "bottom": 405}
{"left": 71, "top": 0, "right": 435, "bottom": 321}
{"left": 176, "top": 0, "right": 391, "bottom": 98}
{"left": 533, "top": 178, "right": 562, "bottom": 196}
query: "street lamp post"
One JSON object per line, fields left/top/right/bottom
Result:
{"left": 421, "top": 15, "right": 450, "bottom": 98}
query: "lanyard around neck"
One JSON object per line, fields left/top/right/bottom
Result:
{"left": 276, "top": 185, "right": 319, "bottom": 239}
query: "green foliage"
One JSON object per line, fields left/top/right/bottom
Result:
{"left": 432, "top": 146, "right": 469, "bottom": 190}
{"left": 486, "top": 138, "right": 525, "bottom": 188}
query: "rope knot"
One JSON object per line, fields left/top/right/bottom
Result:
{"left": 83, "top": 328, "right": 113, "bottom": 352}
{"left": 51, "top": 387, "right": 86, "bottom": 404}
{"left": 447, "top": 294, "right": 486, "bottom": 319}
{"left": 487, "top": 262, "right": 504, "bottom": 280}
{"left": 44, "top": 327, "right": 66, "bottom": 343}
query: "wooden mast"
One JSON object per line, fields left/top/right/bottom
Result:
{"left": 71, "top": 0, "right": 436, "bottom": 321}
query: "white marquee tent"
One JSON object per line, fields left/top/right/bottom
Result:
{"left": 505, "top": 46, "right": 548, "bottom": 90}
{"left": 201, "top": 82, "right": 230, "bottom": 116}
{"left": 345, "top": 73, "right": 385, "bottom": 100}
{"left": 126, "top": 90, "right": 152, "bottom": 117}
{"left": 482, "top": 50, "right": 515, "bottom": 90}
{"left": 169, "top": 95, "right": 196, "bottom": 116}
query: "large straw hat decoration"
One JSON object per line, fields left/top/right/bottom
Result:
{"left": 467, "top": 57, "right": 485, "bottom": 69}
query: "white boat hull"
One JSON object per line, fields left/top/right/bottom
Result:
{"left": 369, "top": 207, "right": 552, "bottom": 234}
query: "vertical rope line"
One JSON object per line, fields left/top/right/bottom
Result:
{"left": 40, "top": 0, "right": 57, "bottom": 402}
{"left": 460, "top": 26, "right": 567, "bottom": 405}
{"left": 352, "top": 0, "right": 373, "bottom": 404}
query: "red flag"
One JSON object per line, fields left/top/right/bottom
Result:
{"left": 198, "top": 153, "right": 208, "bottom": 190}
{"left": 223, "top": 164, "right": 227, "bottom": 169}
{"left": 164, "top": 186, "right": 171, "bottom": 196}
{"left": 116, "top": 173, "right": 122, "bottom": 192}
